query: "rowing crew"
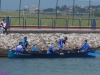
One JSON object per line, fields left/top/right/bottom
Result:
{"left": 47, "top": 37, "right": 90, "bottom": 54}
{"left": 16, "top": 37, "right": 28, "bottom": 52}
{"left": 15, "top": 36, "right": 90, "bottom": 54}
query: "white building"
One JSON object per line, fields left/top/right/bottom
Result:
{"left": 24, "top": 6, "right": 29, "bottom": 11}
{"left": 30, "top": 5, "right": 38, "bottom": 14}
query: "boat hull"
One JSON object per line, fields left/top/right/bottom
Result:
{"left": 8, "top": 50, "right": 96, "bottom": 58}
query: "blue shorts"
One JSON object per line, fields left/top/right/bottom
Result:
{"left": 58, "top": 44, "right": 63, "bottom": 50}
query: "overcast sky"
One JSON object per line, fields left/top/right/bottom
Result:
{"left": 1, "top": 0, "right": 100, "bottom": 10}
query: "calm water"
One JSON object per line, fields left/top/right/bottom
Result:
{"left": 0, "top": 58, "right": 100, "bottom": 75}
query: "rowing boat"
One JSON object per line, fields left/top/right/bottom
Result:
{"left": 8, "top": 47, "right": 100, "bottom": 58}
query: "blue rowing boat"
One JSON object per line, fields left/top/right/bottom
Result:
{"left": 8, "top": 48, "right": 100, "bottom": 58}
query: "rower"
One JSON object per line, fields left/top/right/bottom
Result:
{"left": 47, "top": 45, "right": 56, "bottom": 54}
{"left": 20, "top": 37, "right": 28, "bottom": 51}
{"left": 79, "top": 40, "right": 90, "bottom": 52}
{"left": 16, "top": 42, "right": 23, "bottom": 52}
{"left": 58, "top": 37, "right": 68, "bottom": 51}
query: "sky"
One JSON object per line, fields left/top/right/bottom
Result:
{"left": 1, "top": 0, "right": 100, "bottom": 10}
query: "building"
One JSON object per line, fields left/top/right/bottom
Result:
{"left": 30, "top": 5, "right": 38, "bottom": 14}
{"left": 23, "top": 6, "right": 29, "bottom": 11}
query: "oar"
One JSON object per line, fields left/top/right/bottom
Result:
{"left": 89, "top": 46, "right": 100, "bottom": 57}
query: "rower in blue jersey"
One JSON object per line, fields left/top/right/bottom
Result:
{"left": 47, "top": 46, "right": 56, "bottom": 54}
{"left": 80, "top": 40, "right": 90, "bottom": 52}
{"left": 20, "top": 37, "right": 28, "bottom": 51}
{"left": 16, "top": 42, "right": 23, "bottom": 52}
{"left": 58, "top": 37, "right": 68, "bottom": 50}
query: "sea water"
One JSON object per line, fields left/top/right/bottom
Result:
{"left": 0, "top": 58, "right": 100, "bottom": 75}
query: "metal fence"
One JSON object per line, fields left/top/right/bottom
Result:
{"left": 0, "top": 0, "right": 100, "bottom": 28}
{"left": 1, "top": 16, "right": 97, "bottom": 29}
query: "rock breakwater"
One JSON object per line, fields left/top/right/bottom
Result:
{"left": 0, "top": 33, "right": 100, "bottom": 50}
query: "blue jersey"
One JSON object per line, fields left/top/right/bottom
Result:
{"left": 80, "top": 43, "right": 90, "bottom": 52}
{"left": 58, "top": 38, "right": 66, "bottom": 45}
{"left": 47, "top": 46, "right": 56, "bottom": 54}
{"left": 20, "top": 38, "right": 28, "bottom": 49}
{"left": 16, "top": 45, "right": 23, "bottom": 52}
{"left": 58, "top": 38, "right": 66, "bottom": 50}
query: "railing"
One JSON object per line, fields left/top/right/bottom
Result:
{"left": 54, "top": 18, "right": 68, "bottom": 29}
{"left": 0, "top": 17, "right": 5, "bottom": 19}
{"left": 96, "top": 19, "right": 100, "bottom": 27}
{"left": 10, "top": 17, "right": 24, "bottom": 29}
{"left": 81, "top": 19, "right": 92, "bottom": 26}
{"left": 0, "top": 17, "right": 97, "bottom": 29}
{"left": 24, "top": 17, "right": 38, "bottom": 29}
{"left": 40, "top": 18, "right": 54, "bottom": 29}
{"left": 68, "top": 18, "right": 81, "bottom": 29}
